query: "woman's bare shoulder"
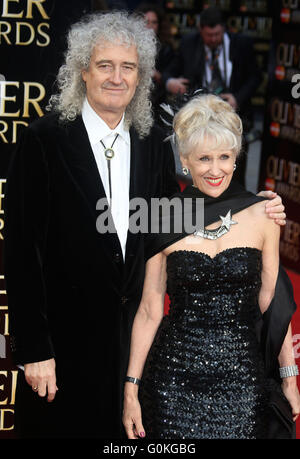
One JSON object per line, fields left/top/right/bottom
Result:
{"left": 239, "top": 201, "right": 275, "bottom": 228}
{"left": 248, "top": 200, "right": 281, "bottom": 237}
{"left": 237, "top": 201, "right": 266, "bottom": 220}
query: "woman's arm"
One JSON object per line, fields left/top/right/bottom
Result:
{"left": 259, "top": 215, "right": 300, "bottom": 421}
{"left": 258, "top": 216, "right": 280, "bottom": 315}
{"left": 123, "top": 252, "right": 167, "bottom": 439}
{"left": 278, "top": 323, "right": 300, "bottom": 421}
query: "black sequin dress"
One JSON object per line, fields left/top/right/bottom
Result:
{"left": 140, "top": 247, "right": 273, "bottom": 439}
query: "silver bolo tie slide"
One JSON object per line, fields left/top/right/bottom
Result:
{"left": 100, "top": 133, "right": 119, "bottom": 208}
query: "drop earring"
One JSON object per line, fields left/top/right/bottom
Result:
{"left": 233, "top": 164, "right": 237, "bottom": 171}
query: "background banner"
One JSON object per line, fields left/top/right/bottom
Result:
{"left": 0, "top": 0, "right": 92, "bottom": 437}
{"left": 259, "top": 1, "right": 300, "bottom": 436}
{"left": 258, "top": 0, "right": 300, "bottom": 273}
{"left": 0, "top": 0, "right": 299, "bottom": 440}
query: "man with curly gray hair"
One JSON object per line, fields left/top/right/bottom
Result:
{"left": 4, "top": 11, "right": 179, "bottom": 438}
{"left": 48, "top": 10, "right": 156, "bottom": 137}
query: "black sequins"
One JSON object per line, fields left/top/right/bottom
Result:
{"left": 140, "top": 248, "right": 270, "bottom": 439}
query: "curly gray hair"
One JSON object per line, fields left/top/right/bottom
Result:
{"left": 47, "top": 11, "right": 157, "bottom": 138}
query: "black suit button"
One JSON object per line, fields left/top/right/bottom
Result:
{"left": 121, "top": 296, "right": 128, "bottom": 304}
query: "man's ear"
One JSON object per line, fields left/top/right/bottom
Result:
{"left": 81, "top": 68, "right": 87, "bottom": 82}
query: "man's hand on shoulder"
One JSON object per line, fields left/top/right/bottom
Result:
{"left": 257, "top": 190, "right": 286, "bottom": 226}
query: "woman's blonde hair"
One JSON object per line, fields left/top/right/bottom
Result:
{"left": 173, "top": 94, "right": 243, "bottom": 157}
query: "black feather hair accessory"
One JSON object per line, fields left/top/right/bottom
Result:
{"left": 158, "top": 88, "right": 208, "bottom": 142}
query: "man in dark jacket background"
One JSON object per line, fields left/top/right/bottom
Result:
{"left": 163, "top": 6, "right": 262, "bottom": 185}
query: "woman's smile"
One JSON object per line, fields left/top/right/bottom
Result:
{"left": 204, "top": 176, "right": 225, "bottom": 187}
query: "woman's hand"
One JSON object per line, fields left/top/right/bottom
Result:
{"left": 281, "top": 379, "right": 300, "bottom": 422}
{"left": 257, "top": 191, "right": 286, "bottom": 226}
{"left": 123, "top": 391, "right": 145, "bottom": 439}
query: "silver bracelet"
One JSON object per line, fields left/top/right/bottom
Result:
{"left": 279, "top": 365, "right": 299, "bottom": 378}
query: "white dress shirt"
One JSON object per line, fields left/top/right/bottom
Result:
{"left": 203, "top": 32, "right": 232, "bottom": 89}
{"left": 82, "top": 98, "right": 130, "bottom": 260}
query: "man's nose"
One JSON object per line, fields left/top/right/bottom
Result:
{"left": 109, "top": 67, "right": 123, "bottom": 85}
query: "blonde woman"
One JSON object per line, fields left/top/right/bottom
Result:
{"left": 123, "top": 95, "right": 300, "bottom": 439}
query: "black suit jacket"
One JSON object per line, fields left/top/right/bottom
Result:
{"left": 163, "top": 31, "right": 262, "bottom": 128}
{"left": 4, "top": 114, "right": 179, "bottom": 438}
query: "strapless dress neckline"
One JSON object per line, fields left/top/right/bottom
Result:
{"left": 167, "top": 246, "right": 262, "bottom": 261}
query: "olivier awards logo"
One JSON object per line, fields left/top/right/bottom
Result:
{"left": 266, "top": 155, "right": 300, "bottom": 205}
{"left": 0, "top": 0, "right": 50, "bottom": 46}
{"left": 0, "top": 270, "right": 18, "bottom": 431}
{"left": 0, "top": 1, "right": 52, "bottom": 433}
{"left": 226, "top": 13, "right": 272, "bottom": 39}
{"left": 0, "top": 78, "right": 45, "bottom": 143}
{"left": 269, "top": 98, "right": 300, "bottom": 144}
{"left": 0, "top": 178, "right": 5, "bottom": 241}
{"left": 0, "top": 0, "right": 51, "bottom": 144}
{"left": 280, "top": 0, "right": 300, "bottom": 24}
{"left": 275, "top": 43, "right": 300, "bottom": 83}
{"left": 265, "top": 155, "right": 300, "bottom": 263}
{"left": 266, "top": 97, "right": 300, "bottom": 212}
{"left": 280, "top": 219, "right": 300, "bottom": 262}
{"left": 265, "top": 94, "right": 300, "bottom": 265}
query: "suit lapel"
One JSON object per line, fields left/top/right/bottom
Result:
{"left": 128, "top": 127, "right": 148, "bottom": 202}
{"left": 64, "top": 119, "right": 147, "bottom": 277}
{"left": 64, "top": 116, "right": 123, "bottom": 265}
{"left": 64, "top": 116, "right": 106, "bottom": 217}
{"left": 124, "top": 128, "right": 147, "bottom": 270}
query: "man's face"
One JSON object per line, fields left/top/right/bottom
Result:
{"left": 82, "top": 42, "right": 139, "bottom": 121}
{"left": 199, "top": 24, "right": 224, "bottom": 49}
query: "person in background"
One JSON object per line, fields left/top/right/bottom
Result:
{"left": 135, "top": 3, "right": 175, "bottom": 121}
{"left": 162, "top": 6, "right": 262, "bottom": 185}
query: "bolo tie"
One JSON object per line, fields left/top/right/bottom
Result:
{"left": 100, "top": 133, "right": 119, "bottom": 208}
